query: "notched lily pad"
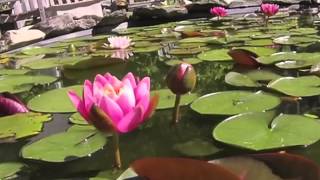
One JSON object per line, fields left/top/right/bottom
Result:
{"left": 191, "top": 91, "right": 281, "bottom": 115}
{"left": 225, "top": 72, "right": 261, "bottom": 87}
{"left": 197, "top": 49, "right": 232, "bottom": 62}
{"left": 213, "top": 112, "right": 320, "bottom": 150}
{"left": 21, "top": 125, "right": 107, "bottom": 162}
{"left": 69, "top": 113, "right": 88, "bottom": 125}
{"left": 0, "top": 113, "right": 51, "bottom": 141}
{"left": 0, "top": 162, "right": 26, "bottom": 179}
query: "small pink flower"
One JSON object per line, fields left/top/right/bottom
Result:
{"left": 107, "top": 36, "right": 132, "bottom": 49}
{"left": 68, "top": 72, "right": 158, "bottom": 134}
{"left": 260, "top": 3, "right": 279, "bottom": 17}
{"left": 0, "top": 93, "right": 28, "bottom": 116}
{"left": 111, "top": 49, "right": 133, "bottom": 60}
{"left": 210, "top": 7, "right": 227, "bottom": 17}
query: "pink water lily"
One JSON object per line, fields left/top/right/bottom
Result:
{"left": 260, "top": 3, "right": 279, "bottom": 17}
{"left": 210, "top": 7, "right": 227, "bottom": 18}
{"left": 108, "top": 36, "right": 132, "bottom": 49}
{"left": 68, "top": 72, "right": 158, "bottom": 134}
{"left": 0, "top": 93, "right": 28, "bottom": 116}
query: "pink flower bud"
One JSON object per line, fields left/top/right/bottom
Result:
{"left": 210, "top": 7, "right": 227, "bottom": 17}
{"left": 260, "top": 3, "right": 279, "bottom": 17}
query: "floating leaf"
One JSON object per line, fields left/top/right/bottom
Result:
{"left": 173, "top": 138, "right": 220, "bottom": 157}
{"left": 243, "top": 69, "right": 282, "bottom": 82}
{"left": 191, "top": 91, "right": 281, "bottom": 115}
{"left": 69, "top": 113, "right": 88, "bottom": 125}
{"left": 133, "top": 46, "right": 161, "bottom": 53}
{"left": 0, "top": 113, "right": 51, "bottom": 140}
{"left": 168, "top": 47, "right": 208, "bottom": 55}
{"left": 228, "top": 49, "right": 259, "bottom": 67}
{"left": 257, "top": 52, "right": 320, "bottom": 65}
{"left": 0, "top": 75, "right": 57, "bottom": 93}
{"left": 245, "top": 39, "right": 273, "bottom": 46}
{"left": 225, "top": 72, "right": 260, "bottom": 87}
{"left": 131, "top": 158, "right": 240, "bottom": 180}
{"left": 21, "top": 46, "right": 64, "bottom": 56}
{"left": 213, "top": 112, "right": 320, "bottom": 150}
{"left": 164, "top": 58, "right": 202, "bottom": 66}
{"left": 0, "top": 69, "right": 30, "bottom": 75}
{"left": 179, "top": 37, "right": 225, "bottom": 45}
{"left": 0, "top": 162, "right": 26, "bottom": 179}
{"left": 21, "top": 125, "right": 107, "bottom": 162}
{"left": 27, "top": 85, "right": 83, "bottom": 113}
{"left": 267, "top": 76, "right": 320, "bottom": 97}
{"left": 152, "top": 89, "right": 198, "bottom": 110}
{"left": 197, "top": 49, "right": 232, "bottom": 62}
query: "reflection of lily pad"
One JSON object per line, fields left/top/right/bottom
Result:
{"left": 213, "top": 112, "right": 320, "bottom": 150}
{"left": 225, "top": 72, "right": 260, "bottom": 87}
{"left": 0, "top": 162, "right": 26, "bottom": 179}
{"left": 197, "top": 49, "right": 231, "bottom": 62}
{"left": 191, "top": 91, "right": 281, "bottom": 115}
{"left": 151, "top": 89, "right": 198, "bottom": 110}
{"left": 173, "top": 138, "right": 220, "bottom": 157}
{"left": 0, "top": 113, "right": 51, "bottom": 140}
{"left": 27, "top": 85, "right": 83, "bottom": 113}
{"left": 267, "top": 76, "right": 320, "bottom": 97}
{"left": 21, "top": 125, "right": 107, "bottom": 162}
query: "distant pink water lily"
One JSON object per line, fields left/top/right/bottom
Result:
{"left": 68, "top": 72, "right": 158, "bottom": 134}
{"left": 107, "top": 36, "right": 132, "bottom": 49}
{"left": 210, "top": 7, "right": 227, "bottom": 18}
{"left": 260, "top": 3, "right": 279, "bottom": 17}
{"left": 0, "top": 93, "right": 28, "bottom": 116}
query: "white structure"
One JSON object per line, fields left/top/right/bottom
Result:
{"left": 8, "top": 0, "right": 103, "bottom": 28}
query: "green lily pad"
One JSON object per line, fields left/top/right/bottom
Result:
{"left": 133, "top": 46, "right": 161, "bottom": 53}
{"left": 177, "top": 42, "right": 207, "bottom": 48}
{"left": 151, "top": 89, "right": 198, "bottom": 110}
{"left": 27, "top": 85, "right": 83, "bottom": 113}
{"left": 290, "top": 28, "right": 318, "bottom": 35}
{"left": 225, "top": 72, "right": 261, "bottom": 87}
{"left": 22, "top": 56, "right": 92, "bottom": 70}
{"left": 275, "top": 60, "right": 314, "bottom": 69}
{"left": 0, "top": 75, "right": 57, "bottom": 93}
{"left": 267, "top": 76, "right": 320, "bottom": 97}
{"left": 233, "top": 47, "right": 277, "bottom": 57}
{"left": 21, "top": 125, "right": 107, "bottom": 162}
{"left": 0, "top": 69, "right": 30, "bottom": 75}
{"left": 243, "top": 69, "right": 282, "bottom": 81}
{"left": 164, "top": 58, "right": 202, "bottom": 66}
{"left": 197, "top": 49, "right": 232, "bottom": 62}
{"left": 0, "top": 113, "right": 51, "bottom": 140}
{"left": 245, "top": 39, "right": 273, "bottom": 46}
{"left": 0, "top": 162, "right": 26, "bottom": 179}
{"left": 168, "top": 47, "right": 208, "bottom": 55}
{"left": 190, "top": 91, "right": 281, "bottom": 115}
{"left": 257, "top": 52, "right": 320, "bottom": 65}
{"left": 134, "top": 41, "right": 159, "bottom": 48}
{"left": 179, "top": 37, "right": 225, "bottom": 45}
{"left": 173, "top": 138, "right": 220, "bottom": 157}
{"left": 21, "top": 46, "right": 64, "bottom": 56}
{"left": 213, "top": 112, "right": 320, "bottom": 150}
{"left": 69, "top": 113, "right": 88, "bottom": 125}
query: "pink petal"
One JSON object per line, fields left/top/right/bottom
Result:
{"left": 116, "top": 85, "right": 136, "bottom": 114}
{"left": 0, "top": 96, "right": 28, "bottom": 116}
{"left": 143, "top": 94, "right": 159, "bottom": 120}
{"left": 93, "top": 74, "right": 108, "bottom": 102}
{"left": 122, "top": 72, "right": 137, "bottom": 89}
{"left": 135, "top": 77, "right": 150, "bottom": 103}
{"left": 99, "top": 95, "right": 124, "bottom": 125}
{"left": 83, "top": 80, "right": 94, "bottom": 111}
{"left": 68, "top": 91, "right": 90, "bottom": 121}
{"left": 116, "top": 106, "right": 143, "bottom": 133}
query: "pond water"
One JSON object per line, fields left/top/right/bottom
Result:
{"left": 0, "top": 13, "right": 320, "bottom": 179}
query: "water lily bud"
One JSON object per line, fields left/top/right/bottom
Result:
{"left": 166, "top": 63, "right": 196, "bottom": 95}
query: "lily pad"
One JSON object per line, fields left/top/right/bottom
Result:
{"left": 173, "top": 138, "right": 220, "bottom": 157}
{"left": 197, "top": 49, "right": 232, "bottom": 62}
{"left": 190, "top": 91, "right": 281, "bottom": 115}
{"left": 69, "top": 113, "right": 88, "bottom": 125}
{"left": 0, "top": 162, "right": 26, "bottom": 179}
{"left": 213, "top": 112, "right": 320, "bottom": 150}
{"left": 233, "top": 47, "right": 276, "bottom": 57}
{"left": 179, "top": 37, "right": 225, "bottom": 45}
{"left": 168, "top": 47, "right": 208, "bottom": 55}
{"left": 267, "top": 76, "right": 320, "bottom": 97}
{"left": 257, "top": 52, "right": 320, "bottom": 65}
{"left": 27, "top": 85, "right": 83, "bottom": 113}
{"left": 245, "top": 39, "right": 273, "bottom": 46}
{"left": 225, "top": 72, "right": 260, "bottom": 87}
{"left": 164, "top": 58, "right": 202, "bottom": 66}
{"left": 243, "top": 70, "right": 282, "bottom": 81}
{"left": 0, "top": 113, "right": 51, "bottom": 140}
{"left": 151, "top": 89, "right": 198, "bottom": 110}
{"left": 21, "top": 46, "right": 64, "bottom": 56}
{"left": 133, "top": 46, "right": 161, "bottom": 53}
{"left": 0, "top": 69, "right": 30, "bottom": 75}
{"left": 0, "top": 75, "right": 57, "bottom": 93}
{"left": 21, "top": 125, "right": 107, "bottom": 162}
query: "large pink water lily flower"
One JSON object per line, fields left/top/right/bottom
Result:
{"left": 68, "top": 72, "right": 159, "bottom": 133}
{"left": 210, "top": 7, "right": 227, "bottom": 18}
{"left": 260, "top": 3, "right": 279, "bottom": 17}
{"left": 0, "top": 93, "right": 28, "bottom": 116}
{"left": 108, "top": 36, "right": 132, "bottom": 49}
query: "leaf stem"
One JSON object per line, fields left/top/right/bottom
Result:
{"left": 112, "top": 132, "right": 121, "bottom": 169}
{"left": 172, "top": 94, "right": 181, "bottom": 124}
